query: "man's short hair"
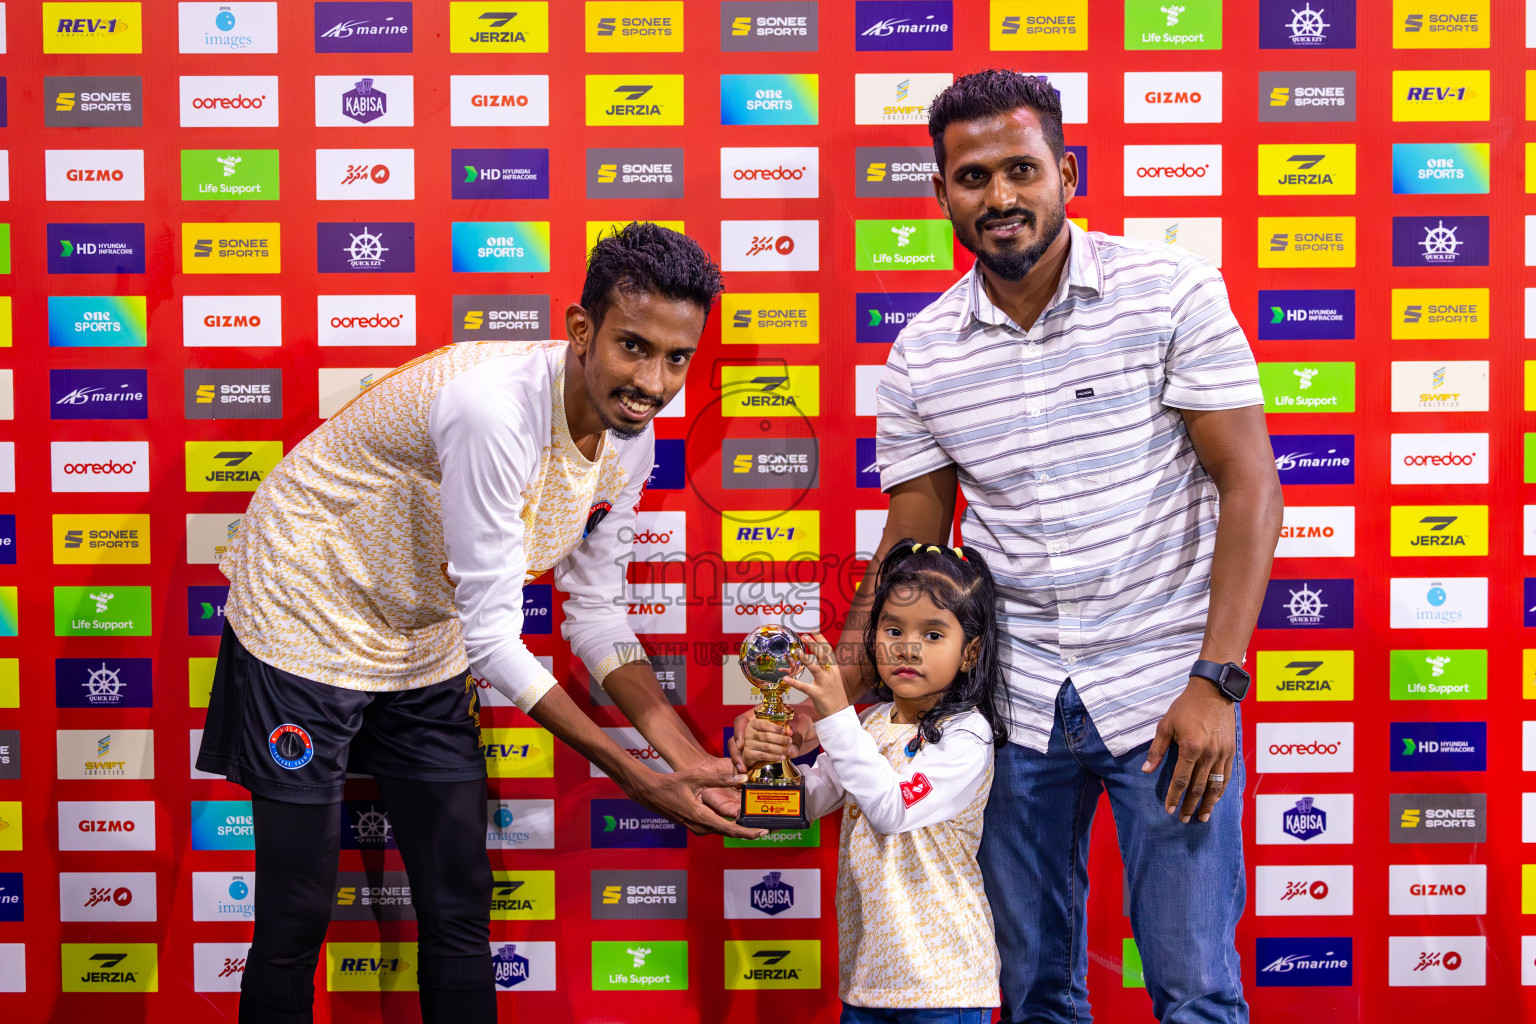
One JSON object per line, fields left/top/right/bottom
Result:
{"left": 927, "top": 70, "right": 1066, "bottom": 173}
{"left": 581, "top": 221, "right": 724, "bottom": 331}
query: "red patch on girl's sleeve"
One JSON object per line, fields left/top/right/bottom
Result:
{"left": 899, "top": 772, "right": 932, "bottom": 807}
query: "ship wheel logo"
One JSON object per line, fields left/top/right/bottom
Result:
{"left": 1418, "top": 221, "right": 1461, "bottom": 262}
{"left": 346, "top": 227, "right": 389, "bottom": 269}
{"left": 1285, "top": 583, "right": 1327, "bottom": 625}
{"left": 351, "top": 805, "right": 393, "bottom": 844}
{"left": 1286, "top": 4, "right": 1330, "bottom": 41}
{"left": 85, "top": 662, "right": 124, "bottom": 701}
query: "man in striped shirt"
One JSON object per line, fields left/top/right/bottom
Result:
{"left": 754, "top": 71, "right": 1282, "bottom": 1023}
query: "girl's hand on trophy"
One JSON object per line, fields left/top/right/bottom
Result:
{"left": 739, "top": 715, "right": 793, "bottom": 768}
{"left": 789, "top": 631, "right": 851, "bottom": 719}
{"left": 729, "top": 705, "right": 817, "bottom": 772}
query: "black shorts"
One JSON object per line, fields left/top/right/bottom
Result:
{"left": 196, "top": 622, "right": 487, "bottom": 804}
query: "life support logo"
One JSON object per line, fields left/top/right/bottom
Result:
{"left": 268, "top": 723, "right": 314, "bottom": 770}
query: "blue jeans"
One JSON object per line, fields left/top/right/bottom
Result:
{"left": 978, "top": 680, "right": 1247, "bottom": 1024}
{"left": 840, "top": 1005, "right": 994, "bottom": 1024}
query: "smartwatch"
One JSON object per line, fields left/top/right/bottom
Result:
{"left": 1190, "top": 659, "right": 1251, "bottom": 703}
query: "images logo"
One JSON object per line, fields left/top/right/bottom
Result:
{"left": 855, "top": 220, "right": 953, "bottom": 270}
{"left": 449, "top": 3, "right": 549, "bottom": 53}
{"left": 449, "top": 74, "right": 549, "bottom": 126}
{"left": 1391, "top": 721, "right": 1486, "bottom": 771}
{"left": 1393, "top": 69, "right": 1488, "bottom": 121}
{"left": 54, "top": 586, "right": 152, "bottom": 637}
{"left": 1258, "top": 217, "right": 1356, "bottom": 268}
{"left": 722, "top": 2, "right": 818, "bottom": 50}
{"left": 591, "top": 870, "right": 688, "bottom": 920}
{"left": 1388, "top": 577, "right": 1487, "bottom": 629}
{"left": 1392, "top": 142, "right": 1489, "bottom": 194}
{"left": 725, "top": 940, "right": 821, "bottom": 990}
{"left": 854, "top": 72, "right": 953, "bottom": 124}
{"left": 316, "top": 222, "right": 414, "bottom": 273}
{"left": 185, "top": 441, "right": 282, "bottom": 492}
{"left": 1257, "top": 144, "right": 1355, "bottom": 195}
{"left": 1390, "top": 793, "right": 1486, "bottom": 842}
{"left": 591, "top": 940, "right": 688, "bottom": 990}
{"left": 1258, "top": 290, "right": 1354, "bottom": 340}
{"left": 181, "top": 149, "right": 279, "bottom": 201}
{"left": 720, "top": 74, "right": 819, "bottom": 126}
{"left": 1391, "top": 288, "right": 1487, "bottom": 339}
{"left": 591, "top": 798, "right": 687, "bottom": 849}
{"left": 1259, "top": 71, "right": 1355, "bottom": 122}
{"left": 1122, "top": 144, "right": 1222, "bottom": 196}
{"left": 45, "top": 75, "right": 142, "bottom": 127}
{"left": 1256, "top": 651, "right": 1354, "bottom": 701}
{"left": 178, "top": 75, "right": 279, "bottom": 128}
{"left": 48, "top": 297, "right": 147, "bottom": 348}
{"left": 1258, "top": 579, "right": 1353, "bottom": 629}
{"left": 452, "top": 295, "right": 549, "bottom": 342}
{"left": 178, "top": 2, "right": 278, "bottom": 53}
{"left": 182, "top": 222, "right": 281, "bottom": 274}
{"left": 453, "top": 148, "right": 547, "bottom": 200}
{"left": 586, "top": 1, "right": 683, "bottom": 52}
{"left": 1389, "top": 650, "right": 1487, "bottom": 701}
{"left": 1392, "top": 216, "right": 1488, "bottom": 267}
{"left": 44, "top": 2, "right": 142, "bottom": 53}
{"left": 314, "top": 2, "right": 413, "bottom": 52}
{"left": 1125, "top": 0, "right": 1220, "bottom": 49}
{"left": 721, "top": 294, "right": 819, "bottom": 345}
{"left": 451, "top": 222, "right": 550, "bottom": 273}
{"left": 1255, "top": 937, "right": 1352, "bottom": 987}
{"left": 857, "top": 1, "right": 952, "bottom": 51}
{"left": 1258, "top": 0, "right": 1354, "bottom": 48}
{"left": 47, "top": 223, "right": 145, "bottom": 275}
{"left": 585, "top": 75, "right": 684, "bottom": 125}
{"left": 485, "top": 799, "right": 555, "bottom": 850}
{"left": 586, "top": 147, "right": 684, "bottom": 199}
{"left": 1257, "top": 362, "right": 1355, "bottom": 413}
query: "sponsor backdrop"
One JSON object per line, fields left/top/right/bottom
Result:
{"left": 0, "top": 0, "right": 1533, "bottom": 1021}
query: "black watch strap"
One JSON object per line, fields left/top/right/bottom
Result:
{"left": 1191, "top": 659, "right": 1250, "bottom": 703}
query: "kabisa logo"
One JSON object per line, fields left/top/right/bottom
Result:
{"left": 586, "top": 147, "right": 685, "bottom": 199}
{"left": 1392, "top": 143, "right": 1489, "bottom": 195}
{"left": 721, "top": 1, "right": 818, "bottom": 51}
{"left": 314, "top": 74, "right": 413, "bottom": 127}
{"left": 492, "top": 945, "right": 531, "bottom": 989}
{"left": 44, "top": 2, "right": 144, "bottom": 54}
{"left": 586, "top": 75, "right": 684, "bottom": 125}
{"left": 1392, "top": 216, "right": 1488, "bottom": 268}
{"left": 1258, "top": 0, "right": 1354, "bottom": 48}
{"left": 45, "top": 75, "right": 142, "bottom": 127}
{"left": 586, "top": 1, "right": 683, "bottom": 52}
{"left": 1392, "top": 70, "right": 1489, "bottom": 122}
{"left": 591, "top": 798, "right": 687, "bottom": 849}
{"left": 725, "top": 940, "right": 821, "bottom": 990}
{"left": 1258, "top": 289, "right": 1354, "bottom": 341}
{"left": 62, "top": 945, "right": 157, "bottom": 993}
{"left": 316, "top": 223, "right": 415, "bottom": 274}
{"left": 857, "top": 291, "right": 940, "bottom": 343}
{"left": 1258, "top": 579, "right": 1353, "bottom": 629}
{"left": 55, "top": 658, "right": 152, "bottom": 708}
{"left": 451, "top": 222, "right": 551, "bottom": 273}
{"left": 342, "top": 77, "right": 386, "bottom": 122}
{"left": 856, "top": 146, "right": 939, "bottom": 199}
{"left": 1390, "top": 721, "right": 1486, "bottom": 772}
{"left": 1270, "top": 434, "right": 1354, "bottom": 485}
{"left": 178, "top": 76, "right": 280, "bottom": 128}
{"left": 1259, "top": 71, "right": 1355, "bottom": 122}
{"left": 1281, "top": 797, "right": 1327, "bottom": 841}
{"left": 453, "top": 148, "right": 548, "bottom": 200}
{"left": 749, "top": 872, "right": 795, "bottom": 916}
{"left": 452, "top": 295, "right": 550, "bottom": 342}
{"left": 50, "top": 369, "right": 148, "bottom": 421}
{"left": 314, "top": 2, "right": 413, "bottom": 53}
{"left": 191, "top": 800, "right": 256, "bottom": 851}
{"left": 856, "top": 1, "right": 952, "bottom": 51}
{"left": 47, "top": 223, "right": 145, "bottom": 275}
{"left": 1255, "top": 937, "right": 1352, "bottom": 987}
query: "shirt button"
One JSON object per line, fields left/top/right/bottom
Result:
{"left": 1039, "top": 474, "right": 1050, "bottom": 483}
{"left": 1064, "top": 655, "right": 1078, "bottom": 666}
{"left": 1048, "top": 542, "right": 1065, "bottom": 554}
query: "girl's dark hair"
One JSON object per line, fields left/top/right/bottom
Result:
{"left": 862, "top": 539, "right": 1010, "bottom": 751}
{"left": 581, "top": 221, "right": 725, "bottom": 331}
{"left": 927, "top": 69, "right": 1065, "bottom": 172}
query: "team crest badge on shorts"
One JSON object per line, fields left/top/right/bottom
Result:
{"left": 268, "top": 723, "right": 314, "bottom": 770}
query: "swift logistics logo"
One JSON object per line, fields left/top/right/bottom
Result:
{"left": 50, "top": 369, "right": 147, "bottom": 420}
{"left": 855, "top": 220, "right": 953, "bottom": 270}
{"left": 182, "top": 222, "right": 281, "bottom": 274}
{"left": 48, "top": 296, "right": 147, "bottom": 347}
{"left": 992, "top": 0, "right": 1087, "bottom": 50}
{"left": 1392, "top": 216, "right": 1488, "bottom": 267}
{"left": 1259, "top": 217, "right": 1356, "bottom": 268}
{"left": 721, "top": 294, "right": 819, "bottom": 344}
{"left": 47, "top": 223, "right": 145, "bottom": 274}
{"left": 184, "top": 442, "right": 282, "bottom": 492}
{"left": 1257, "top": 145, "right": 1356, "bottom": 195}
{"left": 43, "top": 2, "right": 143, "bottom": 53}
{"left": 453, "top": 149, "right": 548, "bottom": 200}
{"left": 451, "top": 222, "right": 551, "bottom": 273}
{"left": 1392, "top": 70, "right": 1489, "bottom": 121}
{"left": 45, "top": 75, "right": 142, "bottom": 127}
{"left": 725, "top": 940, "right": 822, "bottom": 990}
{"left": 54, "top": 586, "right": 152, "bottom": 637}
{"left": 1271, "top": 435, "right": 1354, "bottom": 485}
{"left": 585, "top": 75, "right": 684, "bottom": 125}
{"left": 720, "top": 74, "right": 819, "bottom": 125}
{"left": 448, "top": 3, "right": 549, "bottom": 52}
{"left": 1258, "top": 362, "right": 1355, "bottom": 412}
{"left": 853, "top": 73, "right": 953, "bottom": 124}
{"left": 1391, "top": 722, "right": 1486, "bottom": 771}
{"left": 1259, "top": 290, "right": 1354, "bottom": 340}
{"left": 1258, "top": 579, "right": 1354, "bottom": 629}
{"left": 586, "top": 1, "right": 682, "bottom": 51}
{"left": 181, "top": 149, "right": 279, "bottom": 201}
{"left": 1391, "top": 361, "right": 1488, "bottom": 413}
{"left": 1389, "top": 650, "right": 1487, "bottom": 700}
{"left": 720, "top": 366, "right": 820, "bottom": 417}
{"left": 1389, "top": 506, "right": 1488, "bottom": 557}
{"left": 586, "top": 148, "right": 684, "bottom": 199}
{"left": 1394, "top": 1, "right": 1488, "bottom": 48}
{"left": 452, "top": 295, "right": 550, "bottom": 341}
{"left": 56, "top": 729, "right": 154, "bottom": 780}
{"left": 1125, "top": 0, "right": 1221, "bottom": 49}
{"left": 721, "top": 2, "right": 818, "bottom": 50}
{"left": 316, "top": 223, "right": 414, "bottom": 274}
{"left": 857, "top": 1, "right": 952, "bottom": 51}
{"left": 1258, "top": 0, "right": 1354, "bottom": 48}
{"left": 1391, "top": 288, "right": 1488, "bottom": 339}
{"left": 1259, "top": 71, "right": 1355, "bottom": 121}
{"left": 1255, "top": 651, "right": 1354, "bottom": 701}
{"left": 314, "top": 2, "right": 413, "bottom": 52}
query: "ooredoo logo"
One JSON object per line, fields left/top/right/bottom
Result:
{"left": 317, "top": 295, "right": 416, "bottom": 347}
{"left": 720, "top": 147, "right": 818, "bottom": 200}
{"left": 179, "top": 76, "right": 279, "bottom": 127}
{"left": 1256, "top": 722, "right": 1353, "bottom": 772}
{"left": 51, "top": 442, "right": 149, "bottom": 493}
{"left": 628, "top": 511, "right": 685, "bottom": 561}
{"left": 1390, "top": 433, "right": 1488, "bottom": 485}
{"left": 1123, "top": 145, "right": 1223, "bottom": 196}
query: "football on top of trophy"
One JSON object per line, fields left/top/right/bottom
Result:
{"left": 738, "top": 624, "right": 807, "bottom": 690}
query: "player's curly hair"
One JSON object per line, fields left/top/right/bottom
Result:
{"left": 582, "top": 221, "right": 724, "bottom": 330}
{"left": 927, "top": 69, "right": 1065, "bottom": 171}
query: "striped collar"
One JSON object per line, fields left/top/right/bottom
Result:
{"left": 964, "top": 220, "right": 1104, "bottom": 331}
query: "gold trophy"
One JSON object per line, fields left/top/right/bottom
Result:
{"left": 737, "top": 624, "right": 812, "bottom": 830}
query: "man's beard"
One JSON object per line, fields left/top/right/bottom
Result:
{"left": 596, "top": 385, "right": 662, "bottom": 440}
{"left": 957, "top": 192, "right": 1067, "bottom": 282}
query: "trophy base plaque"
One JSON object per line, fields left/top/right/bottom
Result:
{"left": 739, "top": 782, "right": 810, "bottom": 831}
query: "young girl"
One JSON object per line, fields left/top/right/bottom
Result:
{"left": 741, "top": 541, "right": 1009, "bottom": 1023}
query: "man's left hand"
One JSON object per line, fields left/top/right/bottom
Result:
{"left": 689, "top": 755, "right": 748, "bottom": 823}
{"left": 1141, "top": 677, "right": 1236, "bottom": 823}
